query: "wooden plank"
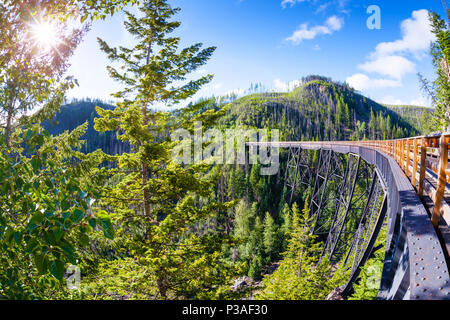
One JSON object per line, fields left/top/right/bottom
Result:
{"left": 432, "top": 135, "right": 449, "bottom": 227}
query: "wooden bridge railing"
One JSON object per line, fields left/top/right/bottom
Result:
{"left": 272, "top": 133, "right": 450, "bottom": 228}
{"left": 358, "top": 133, "right": 450, "bottom": 228}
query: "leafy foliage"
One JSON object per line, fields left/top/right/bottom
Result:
{"left": 0, "top": 126, "right": 111, "bottom": 299}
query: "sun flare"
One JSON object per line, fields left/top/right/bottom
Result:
{"left": 30, "top": 21, "right": 58, "bottom": 50}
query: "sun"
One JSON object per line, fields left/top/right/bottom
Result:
{"left": 30, "top": 21, "right": 59, "bottom": 51}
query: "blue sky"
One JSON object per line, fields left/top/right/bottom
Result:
{"left": 66, "top": 0, "right": 447, "bottom": 108}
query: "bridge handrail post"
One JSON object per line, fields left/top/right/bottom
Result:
{"left": 405, "top": 139, "right": 411, "bottom": 178}
{"left": 395, "top": 140, "right": 398, "bottom": 163}
{"left": 393, "top": 140, "right": 397, "bottom": 161}
{"left": 400, "top": 140, "right": 404, "bottom": 166}
{"left": 412, "top": 139, "right": 419, "bottom": 188}
{"left": 400, "top": 140, "right": 405, "bottom": 171}
{"left": 432, "top": 135, "right": 449, "bottom": 227}
{"left": 395, "top": 140, "right": 399, "bottom": 163}
{"left": 418, "top": 138, "right": 428, "bottom": 197}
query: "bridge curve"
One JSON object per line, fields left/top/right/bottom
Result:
{"left": 251, "top": 137, "right": 450, "bottom": 300}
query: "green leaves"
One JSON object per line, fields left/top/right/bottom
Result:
{"left": 30, "top": 156, "right": 42, "bottom": 173}
{"left": 28, "top": 212, "right": 45, "bottom": 229}
{"left": 13, "top": 231, "right": 23, "bottom": 245}
{"left": 0, "top": 127, "right": 111, "bottom": 298}
{"left": 53, "top": 228, "right": 64, "bottom": 242}
{"left": 99, "top": 216, "right": 115, "bottom": 240}
{"left": 71, "top": 209, "right": 85, "bottom": 224}
{"left": 49, "top": 260, "right": 66, "bottom": 281}
{"left": 34, "top": 254, "right": 48, "bottom": 275}
{"left": 0, "top": 0, "right": 143, "bottom": 299}
{"left": 79, "top": 233, "right": 90, "bottom": 247}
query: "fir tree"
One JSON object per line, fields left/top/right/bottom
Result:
{"left": 263, "top": 212, "right": 279, "bottom": 259}
{"left": 93, "top": 0, "right": 237, "bottom": 299}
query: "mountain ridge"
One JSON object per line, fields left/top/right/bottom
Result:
{"left": 43, "top": 76, "right": 432, "bottom": 153}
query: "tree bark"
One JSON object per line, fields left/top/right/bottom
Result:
{"left": 5, "top": 106, "right": 13, "bottom": 148}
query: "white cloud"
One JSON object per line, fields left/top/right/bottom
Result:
{"left": 375, "top": 9, "right": 435, "bottom": 56}
{"left": 273, "top": 78, "right": 302, "bottom": 92}
{"left": 196, "top": 69, "right": 207, "bottom": 74}
{"left": 347, "top": 9, "right": 434, "bottom": 91}
{"left": 193, "top": 82, "right": 223, "bottom": 98}
{"left": 281, "top": 0, "right": 349, "bottom": 10}
{"left": 281, "top": 0, "right": 308, "bottom": 9}
{"left": 378, "top": 95, "right": 407, "bottom": 106}
{"left": 316, "top": 3, "right": 330, "bottom": 13}
{"left": 378, "top": 94, "right": 431, "bottom": 107}
{"left": 326, "top": 15, "right": 343, "bottom": 31}
{"left": 358, "top": 55, "right": 416, "bottom": 80}
{"left": 346, "top": 74, "right": 401, "bottom": 91}
{"left": 286, "top": 15, "right": 344, "bottom": 45}
{"left": 409, "top": 95, "right": 431, "bottom": 107}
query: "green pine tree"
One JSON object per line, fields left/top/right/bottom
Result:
{"left": 263, "top": 212, "right": 279, "bottom": 259}
{"left": 92, "top": 0, "right": 238, "bottom": 299}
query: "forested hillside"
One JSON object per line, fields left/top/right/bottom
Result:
{"left": 383, "top": 104, "right": 433, "bottom": 135}
{"left": 220, "top": 76, "right": 429, "bottom": 142}
{"left": 46, "top": 76, "right": 430, "bottom": 155}
{"left": 42, "top": 99, "right": 130, "bottom": 155}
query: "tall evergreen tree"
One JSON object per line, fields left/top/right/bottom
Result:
{"left": 263, "top": 212, "right": 278, "bottom": 259}
{"left": 234, "top": 200, "right": 253, "bottom": 239}
{"left": 93, "top": 0, "right": 237, "bottom": 299}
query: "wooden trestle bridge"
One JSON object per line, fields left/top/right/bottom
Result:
{"left": 250, "top": 134, "right": 450, "bottom": 300}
